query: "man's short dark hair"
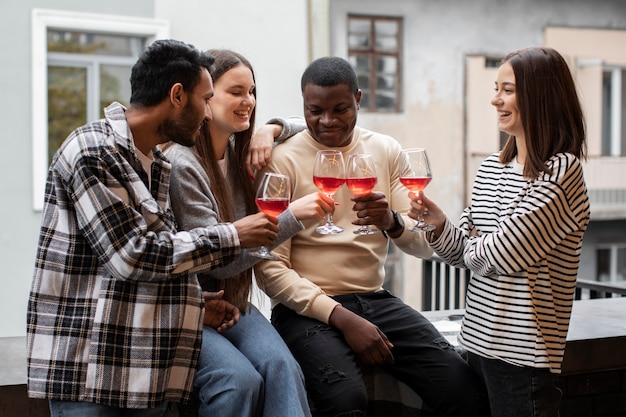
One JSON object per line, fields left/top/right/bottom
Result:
{"left": 300, "top": 56, "right": 359, "bottom": 95}
{"left": 130, "top": 39, "right": 215, "bottom": 107}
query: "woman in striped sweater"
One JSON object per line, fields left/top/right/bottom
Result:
{"left": 408, "top": 46, "right": 590, "bottom": 417}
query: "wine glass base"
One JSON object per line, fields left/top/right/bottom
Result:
{"left": 408, "top": 223, "right": 436, "bottom": 232}
{"left": 316, "top": 224, "right": 344, "bottom": 234}
{"left": 353, "top": 226, "right": 379, "bottom": 235}
{"left": 249, "top": 248, "right": 277, "bottom": 259}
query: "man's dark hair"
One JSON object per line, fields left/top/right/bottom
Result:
{"left": 130, "top": 39, "right": 215, "bottom": 107}
{"left": 300, "top": 56, "right": 359, "bottom": 95}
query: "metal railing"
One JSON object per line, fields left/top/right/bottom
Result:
{"left": 575, "top": 279, "right": 626, "bottom": 299}
{"left": 422, "top": 257, "right": 625, "bottom": 311}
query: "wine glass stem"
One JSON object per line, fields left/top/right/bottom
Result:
{"left": 326, "top": 194, "right": 335, "bottom": 224}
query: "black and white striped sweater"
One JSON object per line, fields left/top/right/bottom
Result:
{"left": 430, "top": 152, "right": 590, "bottom": 373}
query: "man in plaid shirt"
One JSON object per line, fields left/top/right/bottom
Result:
{"left": 26, "top": 39, "right": 278, "bottom": 417}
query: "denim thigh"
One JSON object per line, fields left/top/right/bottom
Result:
{"left": 467, "top": 352, "right": 561, "bottom": 417}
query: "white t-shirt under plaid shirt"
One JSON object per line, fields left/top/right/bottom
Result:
{"left": 27, "top": 102, "right": 241, "bottom": 408}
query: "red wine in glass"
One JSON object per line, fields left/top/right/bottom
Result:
{"left": 346, "top": 177, "right": 377, "bottom": 196}
{"left": 255, "top": 198, "right": 289, "bottom": 217}
{"left": 251, "top": 173, "right": 291, "bottom": 259}
{"left": 346, "top": 153, "right": 379, "bottom": 235}
{"left": 313, "top": 176, "right": 345, "bottom": 195}
{"left": 313, "top": 150, "right": 345, "bottom": 234}
{"left": 399, "top": 177, "right": 432, "bottom": 194}
{"left": 400, "top": 148, "right": 436, "bottom": 232}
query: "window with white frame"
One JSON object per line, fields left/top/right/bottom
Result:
{"left": 31, "top": 9, "right": 169, "bottom": 210}
{"left": 347, "top": 15, "right": 402, "bottom": 113}
{"left": 601, "top": 67, "right": 626, "bottom": 157}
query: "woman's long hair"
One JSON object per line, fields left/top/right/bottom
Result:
{"left": 195, "top": 49, "right": 257, "bottom": 311}
{"left": 499, "top": 46, "right": 587, "bottom": 179}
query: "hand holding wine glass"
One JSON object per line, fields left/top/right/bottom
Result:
{"left": 313, "top": 150, "right": 345, "bottom": 234}
{"left": 251, "top": 173, "right": 291, "bottom": 259}
{"left": 346, "top": 153, "right": 379, "bottom": 235}
{"left": 399, "top": 148, "right": 436, "bottom": 232}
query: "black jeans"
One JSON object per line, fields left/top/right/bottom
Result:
{"left": 272, "top": 291, "right": 489, "bottom": 417}
{"left": 467, "top": 352, "right": 561, "bottom": 417}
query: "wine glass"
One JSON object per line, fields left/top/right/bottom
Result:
{"left": 399, "top": 148, "right": 436, "bottom": 232}
{"left": 250, "top": 172, "right": 291, "bottom": 259}
{"left": 346, "top": 154, "right": 379, "bottom": 235}
{"left": 313, "top": 150, "right": 346, "bottom": 234}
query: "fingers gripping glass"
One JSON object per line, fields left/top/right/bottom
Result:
{"left": 250, "top": 173, "right": 291, "bottom": 259}
{"left": 399, "top": 148, "right": 436, "bottom": 232}
{"left": 346, "top": 153, "right": 379, "bottom": 235}
{"left": 313, "top": 150, "right": 346, "bottom": 234}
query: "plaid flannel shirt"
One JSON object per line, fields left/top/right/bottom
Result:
{"left": 27, "top": 102, "right": 240, "bottom": 408}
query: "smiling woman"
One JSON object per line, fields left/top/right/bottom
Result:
{"left": 409, "top": 46, "right": 590, "bottom": 417}
{"left": 162, "top": 49, "right": 332, "bottom": 417}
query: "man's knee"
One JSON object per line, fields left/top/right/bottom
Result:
{"left": 309, "top": 363, "right": 367, "bottom": 417}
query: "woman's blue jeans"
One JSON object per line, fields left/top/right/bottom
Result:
{"left": 467, "top": 352, "right": 562, "bottom": 417}
{"left": 49, "top": 400, "right": 168, "bottom": 417}
{"left": 271, "top": 291, "right": 490, "bottom": 417}
{"left": 194, "top": 304, "right": 310, "bottom": 417}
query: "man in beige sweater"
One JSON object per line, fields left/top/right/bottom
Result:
{"left": 255, "top": 57, "right": 488, "bottom": 417}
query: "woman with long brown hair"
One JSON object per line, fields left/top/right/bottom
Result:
{"left": 409, "top": 46, "right": 590, "bottom": 417}
{"left": 165, "top": 49, "right": 332, "bottom": 417}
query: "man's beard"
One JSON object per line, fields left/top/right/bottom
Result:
{"left": 160, "top": 103, "right": 204, "bottom": 147}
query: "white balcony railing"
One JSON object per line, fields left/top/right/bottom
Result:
{"left": 422, "top": 257, "right": 626, "bottom": 312}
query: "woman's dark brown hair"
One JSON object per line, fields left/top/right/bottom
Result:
{"left": 499, "top": 46, "right": 587, "bottom": 179}
{"left": 194, "top": 49, "right": 257, "bottom": 311}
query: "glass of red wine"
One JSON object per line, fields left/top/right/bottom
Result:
{"left": 399, "top": 148, "right": 436, "bottom": 232}
{"left": 313, "top": 150, "right": 345, "bottom": 234}
{"left": 346, "top": 153, "right": 379, "bottom": 235}
{"left": 250, "top": 172, "right": 291, "bottom": 259}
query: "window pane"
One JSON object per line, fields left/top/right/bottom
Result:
{"left": 48, "top": 30, "right": 144, "bottom": 56}
{"left": 349, "top": 34, "right": 371, "bottom": 49}
{"left": 348, "top": 19, "right": 371, "bottom": 49}
{"left": 351, "top": 55, "right": 371, "bottom": 72}
{"left": 48, "top": 66, "right": 87, "bottom": 163}
{"left": 375, "top": 93, "right": 396, "bottom": 111}
{"left": 375, "top": 21, "right": 398, "bottom": 51}
{"left": 349, "top": 55, "right": 371, "bottom": 91}
{"left": 375, "top": 20, "right": 398, "bottom": 36}
{"left": 100, "top": 65, "right": 132, "bottom": 116}
{"left": 357, "top": 74, "right": 370, "bottom": 90}
{"left": 377, "top": 56, "right": 397, "bottom": 74}
{"left": 376, "top": 74, "right": 396, "bottom": 92}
